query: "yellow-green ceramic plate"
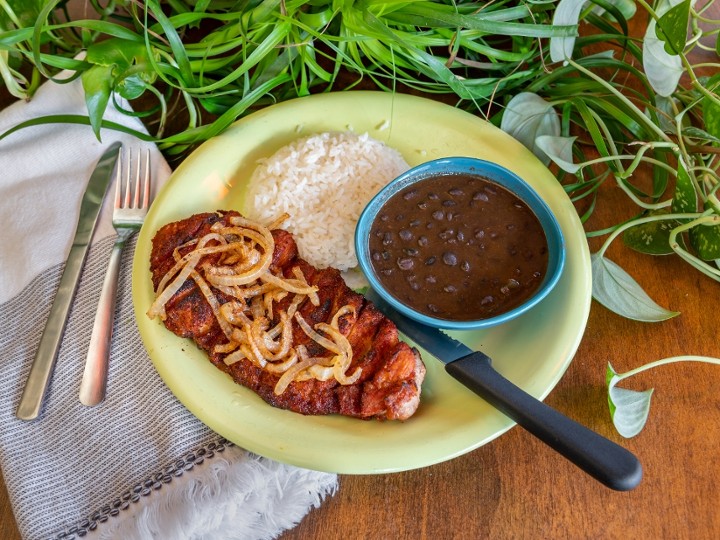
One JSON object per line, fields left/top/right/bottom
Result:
{"left": 132, "top": 92, "right": 592, "bottom": 474}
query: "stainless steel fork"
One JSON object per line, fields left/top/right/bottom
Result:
{"left": 79, "top": 148, "right": 151, "bottom": 406}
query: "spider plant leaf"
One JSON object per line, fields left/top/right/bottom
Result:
{"left": 607, "top": 363, "right": 654, "bottom": 438}
{"left": 501, "top": 92, "right": 560, "bottom": 165}
{"left": 591, "top": 253, "right": 680, "bottom": 321}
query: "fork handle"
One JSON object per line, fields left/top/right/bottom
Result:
{"left": 79, "top": 238, "right": 125, "bottom": 406}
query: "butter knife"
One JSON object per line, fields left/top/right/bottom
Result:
{"left": 365, "top": 288, "right": 642, "bottom": 491}
{"left": 16, "top": 142, "right": 122, "bottom": 421}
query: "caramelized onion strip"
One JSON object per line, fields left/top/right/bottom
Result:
{"left": 223, "top": 348, "right": 246, "bottom": 366}
{"left": 156, "top": 233, "right": 227, "bottom": 296}
{"left": 294, "top": 313, "right": 342, "bottom": 355}
{"left": 260, "top": 272, "right": 318, "bottom": 301}
{"left": 147, "top": 254, "right": 201, "bottom": 320}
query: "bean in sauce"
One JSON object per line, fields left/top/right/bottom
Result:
{"left": 368, "top": 173, "right": 548, "bottom": 321}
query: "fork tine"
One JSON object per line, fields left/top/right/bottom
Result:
{"left": 114, "top": 148, "right": 123, "bottom": 209}
{"left": 142, "top": 148, "right": 151, "bottom": 209}
{"left": 124, "top": 148, "right": 133, "bottom": 209}
{"left": 133, "top": 149, "right": 142, "bottom": 209}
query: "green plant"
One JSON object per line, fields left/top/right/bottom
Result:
{"left": 0, "top": 0, "right": 575, "bottom": 155}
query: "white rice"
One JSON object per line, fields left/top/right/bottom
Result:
{"left": 246, "top": 131, "right": 409, "bottom": 270}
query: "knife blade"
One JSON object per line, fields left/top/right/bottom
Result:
{"left": 365, "top": 287, "right": 642, "bottom": 491}
{"left": 16, "top": 142, "right": 122, "bottom": 421}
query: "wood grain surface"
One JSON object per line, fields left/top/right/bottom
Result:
{"left": 2, "top": 6, "right": 719, "bottom": 540}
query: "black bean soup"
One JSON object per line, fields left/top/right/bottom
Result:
{"left": 368, "top": 173, "right": 549, "bottom": 321}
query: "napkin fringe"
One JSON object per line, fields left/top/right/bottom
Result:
{"left": 55, "top": 437, "right": 229, "bottom": 538}
{"left": 91, "top": 442, "right": 338, "bottom": 540}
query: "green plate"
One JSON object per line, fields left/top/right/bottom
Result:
{"left": 132, "top": 92, "right": 592, "bottom": 474}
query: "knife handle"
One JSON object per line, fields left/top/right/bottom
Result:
{"left": 445, "top": 352, "right": 642, "bottom": 491}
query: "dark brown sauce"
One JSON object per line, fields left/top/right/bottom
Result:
{"left": 368, "top": 173, "right": 548, "bottom": 321}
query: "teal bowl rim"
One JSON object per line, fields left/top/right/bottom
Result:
{"left": 354, "top": 157, "right": 567, "bottom": 331}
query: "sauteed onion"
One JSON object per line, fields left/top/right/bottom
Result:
{"left": 147, "top": 214, "right": 360, "bottom": 394}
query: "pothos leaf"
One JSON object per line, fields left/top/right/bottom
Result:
{"left": 671, "top": 161, "right": 697, "bottom": 213}
{"left": 642, "top": 0, "right": 685, "bottom": 97}
{"left": 500, "top": 92, "right": 560, "bottom": 166}
{"left": 536, "top": 135, "right": 580, "bottom": 173}
{"left": 681, "top": 127, "right": 720, "bottom": 145}
{"left": 690, "top": 223, "right": 720, "bottom": 260}
{"left": 654, "top": 0, "right": 691, "bottom": 55}
{"left": 622, "top": 209, "right": 676, "bottom": 255}
{"left": 84, "top": 38, "right": 154, "bottom": 107}
{"left": 702, "top": 73, "right": 720, "bottom": 142}
{"left": 667, "top": 160, "right": 696, "bottom": 251}
{"left": 115, "top": 75, "right": 147, "bottom": 101}
{"left": 653, "top": 95, "right": 679, "bottom": 133}
{"left": 591, "top": 253, "right": 680, "bottom": 321}
{"left": 81, "top": 64, "right": 113, "bottom": 140}
{"left": 86, "top": 38, "right": 148, "bottom": 68}
{"left": 607, "top": 363, "right": 654, "bottom": 438}
{"left": 549, "top": 0, "right": 585, "bottom": 63}
{"left": 0, "top": 0, "right": 43, "bottom": 30}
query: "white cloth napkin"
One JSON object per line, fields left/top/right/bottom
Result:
{"left": 0, "top": 78, "right": 337, "bottom": 539}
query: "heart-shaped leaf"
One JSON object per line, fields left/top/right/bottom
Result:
{"left": 622, "top": 209, "right": 676, "bottom": 255}
{"left": 536, "top": 135, "right": 580, "bottom": 173}
{"left": 549, "top": 0, "right": 585, "bottom": 63}
{"left": 702, "top": 73, "right": 720, "bottom": 142}
{"left": 690, "top": 222, "right": 720, "bottom": 260}
{"left": 607, "top": 363, "right": 654, "bottom": 438}
{"left": 81, "top": 64, "right": 113, "bottom": 139}
{"left": 501, "top": 92, "right": 560, "bottom": 165}
{"left": 643, "top": 4, "right": 684, "bottom": 97}
{"left": 654, "top": 0, "right": 691, "bottom": 55}
{"left": 671, "top": 161, "right": 698, "bottom": 214}
{"left": 591, "top": 253, "right": 680, "bottom": 321}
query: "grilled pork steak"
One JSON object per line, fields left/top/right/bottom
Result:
{"left": 149, "top": 210, "right": 426, "bottom": 420}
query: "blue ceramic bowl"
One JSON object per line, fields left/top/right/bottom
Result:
{"left": 355, "top": 157, "right": 566, "bottom": 330}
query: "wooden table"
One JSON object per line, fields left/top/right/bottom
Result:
{"left": 2, "top": 10, "right": 719, "bottom": 540}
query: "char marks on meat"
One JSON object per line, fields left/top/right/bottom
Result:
{"left": 149, "top": 210, "right": 426, "bottom": 420}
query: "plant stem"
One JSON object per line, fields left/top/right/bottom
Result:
{"left": 616, "top": 356, "right": 720, "bottom": 382}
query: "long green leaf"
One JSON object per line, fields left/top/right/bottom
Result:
{"left": 385, "top": 4, "right": 576, "bottom": 38}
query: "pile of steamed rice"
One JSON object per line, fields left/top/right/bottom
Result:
{"left": 246, "top": 131, "right": 409, "bottom": 271}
